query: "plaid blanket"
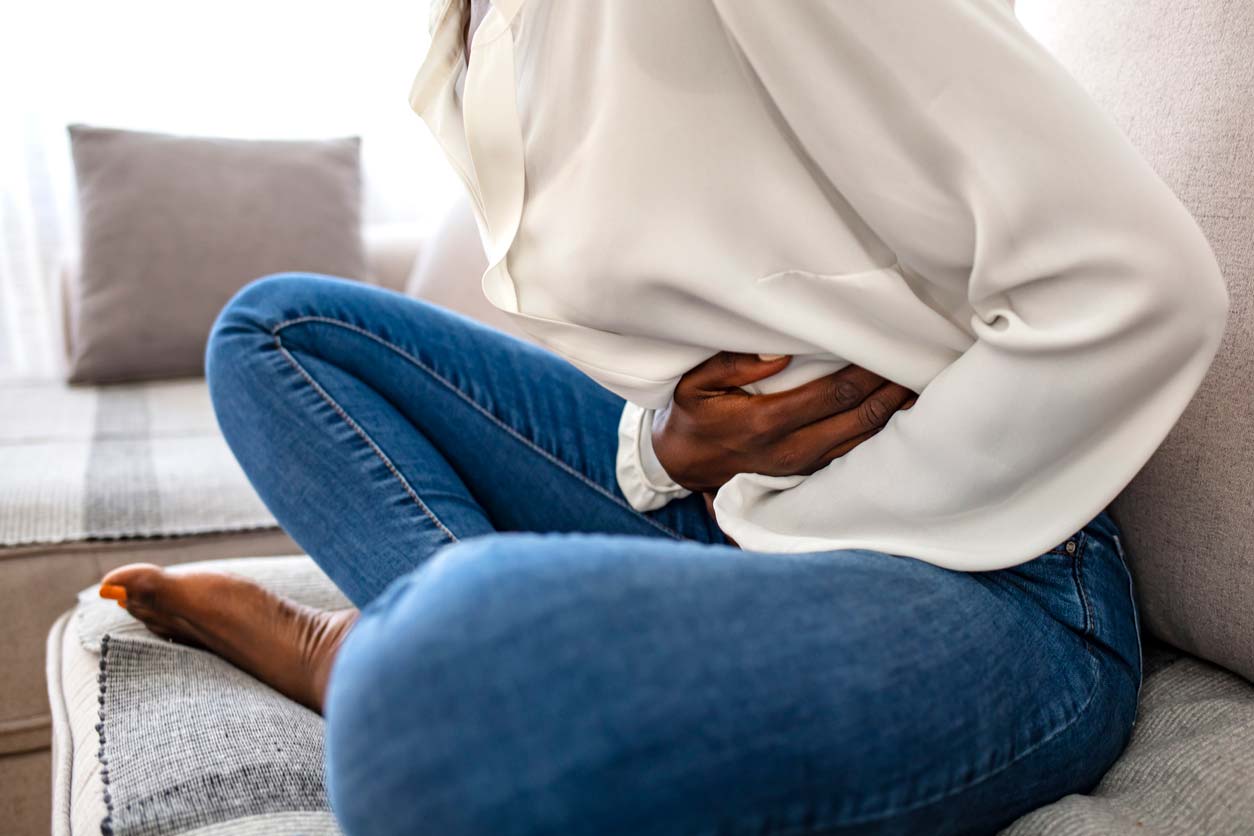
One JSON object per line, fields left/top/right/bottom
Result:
{"left": 0, "top": 379, "right": 276, "bottom": 546}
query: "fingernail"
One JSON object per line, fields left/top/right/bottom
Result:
{"left": 99, "top": 584, "right": 127, "bottom": 603}
{"left": 757, "top": 354, "right": 786, "bottom": 361}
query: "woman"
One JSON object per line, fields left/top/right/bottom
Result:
{"left": 99, "top": 1, "right": 1229, "bottom": 833}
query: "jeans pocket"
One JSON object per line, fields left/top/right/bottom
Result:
{"left": 1075, "top": 517, "right": 1145, "bottom": 723}
{"left": 1002, "top": 538, "right": 1094, "bottom": 646}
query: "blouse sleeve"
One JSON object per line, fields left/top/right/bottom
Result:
{"left": 616, "top": 401, "right": 693, "bottom": 512}
{"left": 707, "top": 0, "right": 1229, "bottom": 570}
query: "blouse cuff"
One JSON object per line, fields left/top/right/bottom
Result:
{"left": 615, "top": 401, "right": 692, "bottom": 512}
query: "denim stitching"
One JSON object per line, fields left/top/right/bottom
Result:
{"left": 1111, "top": 531, "right": 1145, "bottom": 706}
{"left": 272, "top": 336, "right": 460, "bottom": 545}
{"left": 270, "top": 315, "right": 686, "bottom": 542}
{"left": 1072, "top": 533, "right": 1095, "bottom": 641}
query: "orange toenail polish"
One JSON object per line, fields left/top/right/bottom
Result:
{"left": 100, "top": 584, "right": 127, "bottom": 603}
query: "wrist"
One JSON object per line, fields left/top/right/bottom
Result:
{"left": 635, "top": 405, "right": 688, "bottom": 495}
{"left": 649, "top": 407, "right": 703, "bottom": 493}
{"left": 649, "top": 407, "right": 679, "bottom": 483}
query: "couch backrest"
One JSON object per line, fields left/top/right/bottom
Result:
{"left": 1019, "top": 0, "right": 1254, "bottom": 681}
{"left": 363, "top": 223, "right": 424, "bottom": 293}
{"left": 402, "top": 195, "right": 533, "bottom": 342}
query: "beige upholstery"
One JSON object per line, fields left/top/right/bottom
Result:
{"left": 1018, "top": 1, "right": 1254, "bottom": 683}
{"left": 47, "top": 611, "right": 107, "bottom": 836}
{"left": 403, "top": 193, "right": 534, "bottom": 342}
{"left": 363, "top": 222, "right": 432, "bottom": 294}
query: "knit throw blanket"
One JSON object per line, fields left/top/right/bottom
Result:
{"left": 0, "top": 380, "right": 276, "bottom": 546}
{"left": 72, "top": 557, "right": 351, "bottom": 835}
{"left": 95, "top": 634, "right": 341, "bottom": 836}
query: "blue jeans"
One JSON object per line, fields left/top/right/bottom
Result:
{"left": 205, "top": 273, "right": 1143, "bottom": 836}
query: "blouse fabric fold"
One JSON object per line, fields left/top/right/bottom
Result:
{"left": 409, "top": 0, "right": 1228, "bottom": 571}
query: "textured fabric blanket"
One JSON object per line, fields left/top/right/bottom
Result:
{"left": 95, "top": 633, "right": 341, "bottom": 836}
{"left": 0, "top": 379, "right": 276, "bottom": 546}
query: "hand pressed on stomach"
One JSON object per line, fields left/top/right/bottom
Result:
{"left": 651, "top": 352, "right": 918, "bottom": 540}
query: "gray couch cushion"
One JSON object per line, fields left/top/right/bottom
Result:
{"left": 52, "top": 557, "right": 348, "bottom": 836}
{"left": 96, "top": 635, "right": 339, "bottom": 836}
{"left": 1018, "top": 0, "right": 1254, "bottom": 683}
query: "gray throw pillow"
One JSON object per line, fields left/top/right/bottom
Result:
{"left": 66, "top": 125, "right": 368, "bottom": 384}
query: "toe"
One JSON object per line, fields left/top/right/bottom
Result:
{"left": 100, "top": 563, "right": 168, "bottom": 611}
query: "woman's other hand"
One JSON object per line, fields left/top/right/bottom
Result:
{"left": 652, "top": 352, "right": 917, "bottom": 495}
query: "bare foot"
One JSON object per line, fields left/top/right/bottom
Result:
{"left": 98, "top": 563, "right": 358, "bottom": 714}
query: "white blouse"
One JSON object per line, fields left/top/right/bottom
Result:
{"left": 408, "top": 0, "right": 1229, "bottom": 571}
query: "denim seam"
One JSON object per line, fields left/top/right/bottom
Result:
{"left": 271, "top": 335, "right": 460, "bottom": 545}
{"left": 1111, "top": 531, "right": 1145, "bottom": 707}
{"left": 1072, "top": 533, "right": 1095, "bottom": 641}
{"left": 710, "top": 655, "right": 1104, "bottom": 836}
{"left": 270, "top": 314, "right": 686, "bottom": 542}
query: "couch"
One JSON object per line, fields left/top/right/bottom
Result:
{"left": 17, "top": 0, "right": 1254, "bottom": 833}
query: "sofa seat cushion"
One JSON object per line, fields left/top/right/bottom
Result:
{"left": 49, "top": 556, "right": 349, "bottom": 836}
{"left": 49, "top": 559, "right": 1254, "bottom": 836}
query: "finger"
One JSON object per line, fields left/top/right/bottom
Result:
{"left": 781, "top": 382, "right": 915, "bottom": 465}
{"left": 748, "top": 364, "right": 888, "bottom": 435}
{"left": 753, "top": 422, "right": 881, "bottom": 478}
{"left": 681, "top": 351, "right": 791, "bottom": 394}
{"left": 813, "top": 426, "right": 883, "bottom": 468}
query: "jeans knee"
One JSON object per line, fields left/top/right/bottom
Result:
{"left": 321, "top": 550, "right": 486, "bottom": 834}
{"left": 205, "top": 272, "right": 326, "bottom": 392}
{"left": 209, "top": 270, "right": 318, "bottom": 346}
{"left": 322, "top": 534, "right": 613, "bottom": 834}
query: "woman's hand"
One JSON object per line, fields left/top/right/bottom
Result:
{"left": 651, "top": 352, "right": 918, "bottom": 495}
